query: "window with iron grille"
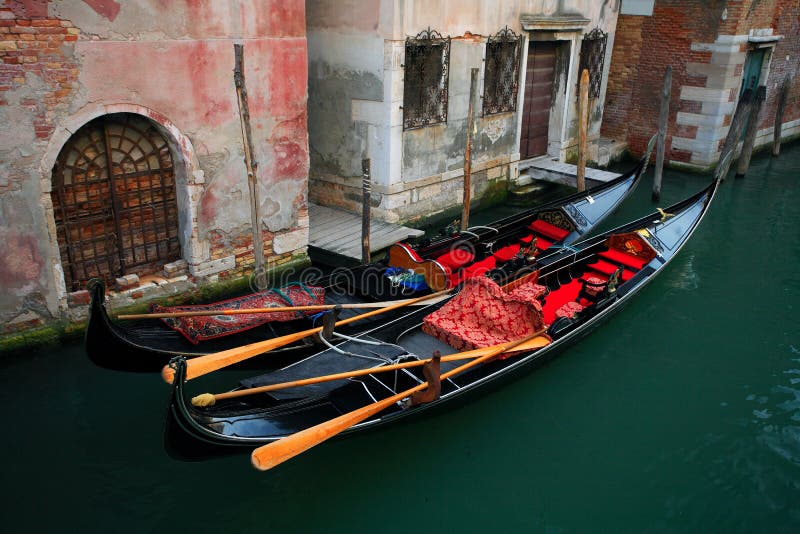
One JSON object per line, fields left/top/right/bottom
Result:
{"left": 403, "top": 28, "right": 451, "bottom": 130}
{"left": 483, "top": 27, "right": 523, "bottom": 115}
{"left": 577, "top": 27, "right": 608, "bottom": 99}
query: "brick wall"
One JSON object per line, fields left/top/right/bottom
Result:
{"left": 0, "top": 10, "right": 79, "bottom": 144}
{"left": 601, "top": 0, "right": 799, "bottom": 169}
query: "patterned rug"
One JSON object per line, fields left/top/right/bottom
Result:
{"left": 151, "top": 284, "right": 325, "bottom": 344}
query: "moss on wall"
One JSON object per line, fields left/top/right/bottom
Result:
{"left": 0, "top": 254, "right": 311, "bottom": 355}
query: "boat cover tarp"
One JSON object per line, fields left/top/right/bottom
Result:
{"left": 151, "top": 284, "right": 325, "bottom": 344}
{"left": 422, "top": 277, "right": 546, "bottom": 352}
{"left": 240, "top": 336, "right": 407, "bottom": 400}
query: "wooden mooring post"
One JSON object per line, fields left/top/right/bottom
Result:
{"left": 772, "top": 76, "right": 791, "bottom": 157}
{"left": 653, "top": 66, "right": 672, "bottom": 202}
{"left": 461, "top": 68, "right": 479, "bottom": 231}
{"left": 576, "top": 69, "right": 589, "bottom": 192}
{"left": 233, "top": 43, "right": 265, "bottom": 287}
{"left": 715, "top": 88, "right": 753, "bottom": 181}
{"left": 736, "top": 85, "right": 766, "bottom": 178}
{"left": 361, "top": 159, "right": 371, "bottom": 264}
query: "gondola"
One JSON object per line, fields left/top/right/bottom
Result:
{"left": 164, "top": 178, "right": 719, "bottom": 467}
{"left": 86, "top": 158, "right": 646, "bottom": 373}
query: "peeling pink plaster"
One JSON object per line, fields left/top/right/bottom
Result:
{"left": 266, "top": 0, "right": 306, "bottom": 37}
{"left": 0, "top": 231, "right": 42, "bottom": 290}
{"left": 82, "top": 0, "right": 121, "bottom": 21}
{"left": 77, "top": 40, "right": 236, "bottom": 129}
{"left": 266, "top": 39, "right": 308, "bottom": 118}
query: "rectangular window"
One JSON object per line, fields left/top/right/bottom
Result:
{"left": 483, "top": 27, "right": 523, "bottom": 116}
{"left": 403, "top": 29, "right": 451, "bottom": 130}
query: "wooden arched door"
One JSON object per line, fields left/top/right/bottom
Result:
{"left": 51, "top": 113, "right": 181, "bottom": 291}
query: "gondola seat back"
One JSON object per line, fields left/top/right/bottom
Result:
{"left": 387, "top": 243, "right": 450, "bottom": 291}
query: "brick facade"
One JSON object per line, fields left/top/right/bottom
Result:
{"left": 602, "top": 0, "right": 800, "bottom": 169}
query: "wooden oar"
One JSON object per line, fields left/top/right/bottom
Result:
{"left": 191, "top": 334, "right": 552, "bottom": 406}
{"left": 117, "top": 295, "right": 450, "bottom": 320}
{"left": 160, "top": 289, "right": 453, "bottom": 384}
{"left": 250, "top": 329, "right": 545, "bottom": 471}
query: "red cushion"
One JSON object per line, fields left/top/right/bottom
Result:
{"left": 460, "top": 256, "right": 497, "bottom": 280}
{"left": 492, "top": 244, "right": 521, "bottom": 262}
{"left": 556, "top": 301, "right": 584, "bottom": 319}
{"left": 599, "top": 249, "right": 648, "bottom": 270}
{"left": 436, "top": 248, "right": 475, "bottom": 270}
{"left": 529, "top": 219, "right": 570, "bottom": 241}
{"left": 519, "top": 234, "right": 535, "bottom": 244}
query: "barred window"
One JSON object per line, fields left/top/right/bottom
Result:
{"left": 577, "top": 27, "right": 608, "bottom": 99}
{"left": 483, "top": 27, "right": 523, "bottom": 115}
{"left": 403, "top": 28, "right": 451, "bottom": 130}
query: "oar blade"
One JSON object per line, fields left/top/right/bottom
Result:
{"left": 251, "top": 395, "right": 396, "bottom": 470}
{"left": 161, "top": 327, "right": 318, "bottom": 384}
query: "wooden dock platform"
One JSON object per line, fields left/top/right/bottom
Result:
{"left": 308, "top": 204, "right": 424, "bottom": 263}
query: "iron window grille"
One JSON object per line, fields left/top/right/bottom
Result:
{"left": 483, "top": 26, "right": 523, "bottom": 115}
{"left": 577, "top": 27, "right": 608, "bottom": 99}
{"left": 403, "top": 28, "right": 451, "bottom": 130}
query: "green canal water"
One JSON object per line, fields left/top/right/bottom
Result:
{"left": 2, "top": 145, "right": 800, "bottom": 532}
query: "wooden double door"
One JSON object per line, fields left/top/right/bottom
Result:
{"left": 520, "top": 41, "right": 558, "bottom": 159}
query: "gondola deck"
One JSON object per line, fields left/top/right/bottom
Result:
{"left": 87, "top": 159, "right": 646, "bottom": 372}
{"left": 164, "top": 178, "right": 719, "bottom": 467}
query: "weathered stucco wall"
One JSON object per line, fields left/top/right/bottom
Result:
{"left": 0, "top": 0, "right": 309, "bottom": 335}
{"left": 307, "top": 0, "right": 619, "bottom": 223}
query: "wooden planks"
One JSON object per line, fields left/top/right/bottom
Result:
{"left": 309, "top": 204, "right": 424, "bottom": 261}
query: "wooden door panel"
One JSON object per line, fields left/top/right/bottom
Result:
{"left": 520, "top": 41, "right": 557, "bottom": 159}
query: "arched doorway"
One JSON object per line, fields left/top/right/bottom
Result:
{"left": 51, "top": 113, "right": 182, "bottom": 291}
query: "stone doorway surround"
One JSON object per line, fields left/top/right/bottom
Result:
{"left": 40, "top": 103, "right": 205, "bottom": 314}
{"left": 671, "top": 29, "right": 782, "bottom": 169}
{"left": 517, "top": 14, "right": 591, "bottom": 167}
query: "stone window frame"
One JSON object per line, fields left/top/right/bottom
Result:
{"left": 402, "top": 28, "right": 451, "bottom": 130}
{"left": 482, "top": 26, "right": 524, "bottom": 116}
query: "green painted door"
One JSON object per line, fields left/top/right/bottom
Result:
{"left": 740, "top": 48, "right": 765, "bottom": 97}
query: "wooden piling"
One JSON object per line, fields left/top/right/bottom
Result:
{"left": 461, "top": 68, "right": 479, "bottom": 231}
{"left": 576, "top": 69, "right": 589, "bottom": 192}
{"left": 361, "top": 159, "right": 371, "bottom": 264}
{"left": 736, "top": 85, "right": 766, "bottom": 178}
{"left": 233, "top": 44, "right": 265, "bottom": 287}
{"left": 772, "top": 76, "right": 791, "bottom": 157}
{"left": 715, "top": 88, "right": 753, "bottom": 181}
{"left": 653, "top": 65, "right": 672, "bottom": 202}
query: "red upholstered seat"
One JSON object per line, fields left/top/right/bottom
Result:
{"left": 587, "top": 260, "right": 635, "bottom": 281}
{"left": 535, "top": 237, "right": 553, "bottom": 250}
{"left": 436, "top": 248, "right": 475, "bottom": 270}
{"left": 422, "top": 277, "right": 546, "bottom": 351}
{"left": 519, "top": 234, "right": 535, "bottom": 244}
{"left": 529, "top": 219, "right": 570, "bottom": 241}
{"left": 598, "top": 249, "right": 648, "bottom": 270}
{"left": 492, "top": 243, "right": 521, "bottom": 262}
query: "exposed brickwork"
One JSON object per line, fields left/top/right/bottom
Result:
{"left": 0, "top": 7, "right": 80, "bottom": 141}
{"left": 602, "top": 0, "right": 799, "bottom": 168}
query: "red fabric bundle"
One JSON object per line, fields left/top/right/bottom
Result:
{"left": 422, "top": 277, "right": 545, "bottom": 352}
{"left": 152, "top": 284, "right": 325, "bottom": 344}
